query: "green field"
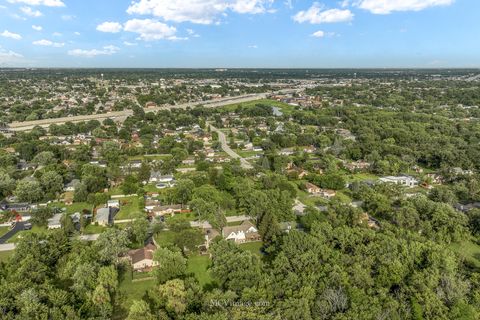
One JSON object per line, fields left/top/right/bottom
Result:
{"left": 115, "top": 197, "right": 145, "bottom": 220}
{"left": 239, "top": 241, "right": 263, "bottom": 256}
{"left": 83, "top": 224, "right": 106, "bottom": 234}
{"left": 187, "top": 254, "right": 213, "bottom": 287}
{"left": 154, "top": 230, "right": 176, "bottom": 247}
{"left": 450, "top": 240, "right": 480, "bottom": 269}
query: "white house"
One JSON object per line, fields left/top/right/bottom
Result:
{"left": 47, "top": 213, "right": 63, "bottom": 229}
{"left": 379, "top": 175, "right": 419, "bottom": 188}
{"left": 107, "top": 199, "right": 120, "bottom": 209}
{"left": 222, "top": 220, "right": 260, "bottom": 244}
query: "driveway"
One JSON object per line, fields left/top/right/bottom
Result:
{"left": 0, "top": 222, "right": 25, "bottom": 244}
{"left": 209, "top": 124, "right": 253, "bottom": 170}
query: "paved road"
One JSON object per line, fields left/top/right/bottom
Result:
{"left": 209, "top": 124, "right": 253, "bottom": 170}
{"left": 0, "top": 222, "right": 25, "bottom": 244}
{"left": 8, "top": 93, "right": 269, "bottom": 132}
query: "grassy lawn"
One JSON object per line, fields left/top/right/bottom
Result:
{"left": 297, "top": 190, "right": 321, "bottom": 207}
{"left": 0, "top": 250, "right": 14, "bottom": 263}
{"left": 165, "top": 212, "right": 197, "bottom": 223}
{"left": 450, "top": 240, "right": 480, "bottom": 269}
{"left": 7, "top": 225, "right": 49, "bottom": 243}
{"left": 83, "top": 224, "right": 107, "bottom": 235}
{"left": 187, "top": 255, "right": 213, "bottom": 287}
{"left": 115, "top": 269, "right": 156, "bottom": 320}
{"left": 345, "top": 173, "right": 379, "bottom": 183}
{"left": 154, "top": 230, "right": 176, "bottom": 247}
{"left": 116, "top": 197, "right": 145, "bottom": 220}
{"left": 240, "top": 241, "right": 263, "bottom": 256}
{"left": 0, "top": 226, "right": 11, "bottom": 237}
{"left": 235, "top": 149, "right": 262, "bottom": 158}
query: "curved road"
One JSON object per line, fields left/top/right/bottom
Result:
{"left": 209, "top": 124, "right": 253, "bottom": 170}
{"left": 0, "top": 222, "right": 25, "bottom": 244}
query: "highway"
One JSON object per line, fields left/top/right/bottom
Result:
{"left": 8, "top": 93, "right": 269, "bottom": 132}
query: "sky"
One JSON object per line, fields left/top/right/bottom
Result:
{"left": 0, "top": 0, "right": 478, "bottom": 68}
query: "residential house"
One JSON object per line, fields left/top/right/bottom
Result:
{"left": 48, "top": 213, "right": 63, "bottom": 229}
{"left": 0, "top": 202, "right": 31, "bottom": 213}
{"left": 96, "top": 207, "right": 112, "bottom": 226}
{"left": 222, "top": 220, "right": 261, "bottom": 244}
{"left": 149, "top": 172, "right": 174, "bottom": 184}
{"left": 305, "top": 182, "right": 321, "bottom": 194}
{"left": 107, "top": 200, "right": 120, "bottom": 209}
{"left": 379, "top": 175, "right": 419, "bottom": 188}
{"left": 279, "top": 221, "right": 296, "bottom": 233}
{"left": 319, "top": 189, "right": 337, "bottom": 199}
{"left": 127, "top": 243, "right": 158, "bottom": 272}
{"left": 64, "top": 179, "right": 80, "bottom": 192}
{"left": 151, "top": 204, "right": 185, "bottom": 217}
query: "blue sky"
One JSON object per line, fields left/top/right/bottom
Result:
{"left": 0, "top": 0, "right": 478, "bottom": 68}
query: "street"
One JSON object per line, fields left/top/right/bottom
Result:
{"left": 209, "top": 124, "right": 253, "bottom": 170}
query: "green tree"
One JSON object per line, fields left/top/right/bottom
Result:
{"left": 41, "top": 171, "right": 64, "bottom": 199}
{"left": 15, "top": 178, "right": 43, "bottom": 203}
{"left": 127, "top": 300, "right": 155, "bottom": 320}
{"left": 153, "top": 247, "right": 187, "bottom": 284}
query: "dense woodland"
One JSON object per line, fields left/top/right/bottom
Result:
{"left": 0, "top": 70, "right": 479, "bottom": 319}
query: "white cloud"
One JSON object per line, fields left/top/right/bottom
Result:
{"left": 61, "top": 14, "right": 75, "bottom": 21}
{"left": 127, "top": 0, "right": 275, "bottom": 25}
{"left": 7, "top": 0, "right": 65, "bottom": 7}
{"left": 124, "top": 19, "right": 177, "bottom": 41}
{"left": 0, "top": 46, "right": 23, "bottom": 64}
{"left": 74, "top": 31, "right": 80, "bottom": 35}
{"left": 293, "top": 3, "right": 353, "bottom": 23}
{"left": 1, "top": 30, "right": 22, "bottom": 40}
{"left": 231, "top": 0, "right": 274, "bottom": 14}
{"left": 356, "top": 0, "right": 454, "bottom": 14}
{"left": 311, "top": 30, "right": 336, "bottom": 37}
{"left": 68, "top": 45, "right": 120, "bottom": 58}
{"left": 311, "top": 30, "right": 325, "bottom": 37}
{"left": 96, "top": 21, "right": 123, "bottom": 33}
{"left": 33, "top": 39, "right": 64, "bottom": 47}
{"left": 20, "top": 6, "right": 42, "bottom": 17}
{"left": 248, "top": 44, "right": 258, "bottom": 48}
{"left": 52, "top": 32, "right": 62, "bottom": 36}
{"left": 123, "top": 41, "right": 138, "bottom": 46}
{"left": 186, "top": 28, "right": 200, "bottom": 37}
{"left": 32, "top": 25, "right": 42, "bottom": 31}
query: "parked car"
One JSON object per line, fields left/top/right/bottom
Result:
{"left": 23, "top": 223, "right": 32, "bottom": 230}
